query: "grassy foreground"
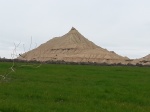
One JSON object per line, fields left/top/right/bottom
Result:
{"left": 0, "top": 62, "right": 150, "bottom": 112}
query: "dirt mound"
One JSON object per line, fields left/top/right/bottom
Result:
{"left": 132, "top": 54, "right": 150, "bottom": 65}
{"left": 19, "top": 27, "right": 128, "bottom": 64}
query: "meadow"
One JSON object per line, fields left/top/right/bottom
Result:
{"left": 0, "top": 62, "right": 150, "bottom": 112}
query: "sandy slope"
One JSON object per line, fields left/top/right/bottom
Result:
{"left": 132, "top": 54, "right": 150, "bottom": 65}
{"left": 19, "top": 27, "right": 130, "bottom": 64}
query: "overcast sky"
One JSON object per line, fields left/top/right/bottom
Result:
{"left": 0, "top": 0, "right": 150, "bottom": 59}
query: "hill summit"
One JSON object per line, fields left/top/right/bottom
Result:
{"left": 19, "top": 27, "right": 128, "bottom": 64}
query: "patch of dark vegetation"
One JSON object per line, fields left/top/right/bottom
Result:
{"left": 0, "top": 58, "right": 150, "bottom": 67}
{"left": 54, "top": 97, "right": 68, "bottom": 103}
{"left": 140, "top": 60, "right": 150, "bottom": 63}
{"left": 0, "top": 107, "right": 19, "bottom": 112}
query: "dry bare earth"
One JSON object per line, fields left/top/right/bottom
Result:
{"left": 132, "top": 54, "right": 150, "bottom": 65}
{"left": 19, "top": 27, "right": 129, "bottom": 64}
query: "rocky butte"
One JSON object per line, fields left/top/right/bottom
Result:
{"left": 19, "top": 27, "right": 130, "bottom": 64}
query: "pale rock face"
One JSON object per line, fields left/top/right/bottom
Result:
{"left": 132, "top": 54, "right": 150, "bottom": 65}
{"left": 19, "top": 27, "right": 129, "bottom": 64}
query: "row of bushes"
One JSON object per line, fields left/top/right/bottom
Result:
{"left": 0, "top": 58, "right": 150, "bottom": 67}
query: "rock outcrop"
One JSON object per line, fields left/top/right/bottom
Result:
{"left": 132, "top": 54, "right": 150, "bottom": 65}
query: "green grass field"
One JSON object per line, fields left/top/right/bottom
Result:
{"left": 0, "top": 62, "right": 150, "bottom": 112}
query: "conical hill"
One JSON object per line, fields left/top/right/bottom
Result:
{"left": 19, "top": 27, "right": 128, "bottom": 64}
{"left": 40, "top": 27, "right": 99, "bottom": 50}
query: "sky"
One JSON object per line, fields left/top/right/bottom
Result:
{"left": 0, "top": 0, "right": 150, "bottom": 59}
